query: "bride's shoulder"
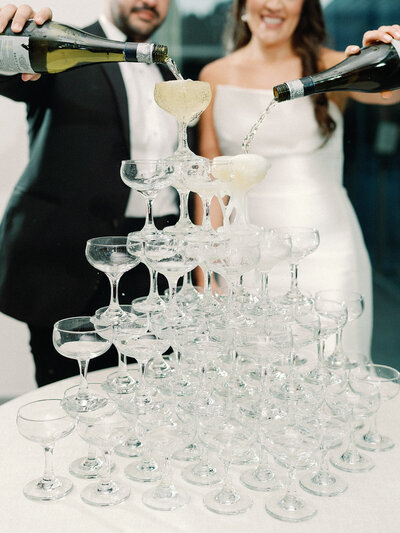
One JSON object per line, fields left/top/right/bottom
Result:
{"left": 199, "top": 51, "right": 242, "bottom": 87}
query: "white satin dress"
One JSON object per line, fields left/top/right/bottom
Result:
{"left": 214, "top": 85, "right": 373, "bottom": 357}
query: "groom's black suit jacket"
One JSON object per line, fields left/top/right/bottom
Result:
{"left": 0, "top": 21, "right": 177, "bottom": 326}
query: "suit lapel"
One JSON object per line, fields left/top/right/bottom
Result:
{"left": 100, "top": 63, "right": 130, "bottom": 153}
{"left": 85, "top": 21, "right": 130, "bottom": 154}
{"left": 83, "top": 21, "right": 175, "bottom": 156}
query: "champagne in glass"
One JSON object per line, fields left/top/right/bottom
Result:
{"left": 154, "top": 80, "right": 212, "bottom": 161}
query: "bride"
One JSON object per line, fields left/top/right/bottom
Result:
{"left": 198, "top": 0, "right": 400, "bottom": 357}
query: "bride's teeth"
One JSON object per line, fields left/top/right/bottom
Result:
{"left": 263, "top": 17, "right": 283, "bottom": 25}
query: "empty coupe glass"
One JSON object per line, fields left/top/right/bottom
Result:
{"left": 85, "top": 236, "right": 142, "bottom": 323}
{"left": 53, "top": 316, "right": 113, "bottom": 413}
{"left": 17, "top": 399, "right": 75, "bottom": 501}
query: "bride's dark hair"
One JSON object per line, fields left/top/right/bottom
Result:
{"left": 226, "top": 0, "right": 336, "bottom": 137}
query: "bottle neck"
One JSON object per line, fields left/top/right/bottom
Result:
{"left": 124, "top": 42, "right": 154, "bottom": 64}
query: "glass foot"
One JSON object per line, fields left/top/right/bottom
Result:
{"left": 203, "top": 486, "right": 253, "bottom": 515}
{"left": 132, "top": 295, "right": 166, "bottom": 314}
{"left": 61, "top": 392, "right": 108, "bottom": 414}
{"left": 300, "top": 470, "right": 348, "bottom": 497}
{"left": 181, "top": 461, "right": 222, "bottom": 486}
{"left": 124, "top": 458, "right": 162, "bottom": 482}
{"left": 330, "top": 448, "right": 375, "bottom": 473}
{"left": 103, "top": 371, "right": 137, "bottom": 395}
{"left": 115, "top": 436, "right": 143, "bottom": 458}
{"left": 356, "top": 432, "right": 395, "bottom": 452}
{"left": 265, "top": 491, "right": 317, "bottom": 522}
{"left": 23, "top": 476, "right": 73, "bottom": 501}
{"left": 69, "top": 455, "right": 113, "bottom": 479}
{"left": 142, "top": 483, "right": 190, "bottom": 511}
{"left": 173, "top": 442, "right": 201, "bottom": 462}
{"left": 303, "top": 366, "right": 342, "bottom": 386}
{"left": 240, "top": 466, "right": 283, "bottom": 492}
{"left": 81, "top": 480, "right": 130, "bottom": 506}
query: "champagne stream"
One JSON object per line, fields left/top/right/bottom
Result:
{"left": 242, "top": 98, "right": 277, "bottom": 153}
{"left": 166, "top": 57, "right": 184, "bottom": 80}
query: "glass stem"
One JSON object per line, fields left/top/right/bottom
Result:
{"left": 286, "top": 466, "right": 297, "bottom": 497}
{"left": 159, "top": 455, "right": 173, "bottom": 488}
{"left": 117, "top": 348, "right": 127, "bottom": 373}
{"left": 42, "top": 444, "right": 55, "bottom": 484}
{"left": 168, "top": 278, "right": 179, "bottom": 309}
{"left": 317, "top": 339, "right": 326, "bottom": 368}
{"left": 177, "top": 121, "right": 189, "bottom": 152}
{"left": 178, "top": 191, "right": 190, "bottom": 224}
{"left": 77, "top": 358, "right": 90, "bottom": 397}
{"left": 98, "top": 449, "right": 112, "bottom": 489}
{"left": 289, "top": 263, "right": 299, "bottom": 292}
{"left": 333, "top": 327, "right": 344, "bottom": 356}
{"left": 87, "top": 443, "right": 98, "bottom": 462}
{"left": 202, "top": 197, "right": 213, "bottom": 231}
{"left": 145, "top": 197, "right": 156, "bottom": 228}
{"left": 107, "top": 274, "right": 121, "bottom": 311}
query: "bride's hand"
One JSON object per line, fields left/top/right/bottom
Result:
{"left": 0, "top": 4, "right": 53, "bottom": 81}
{"left": 344, "top": 24, "right": 400, "bottom": 100}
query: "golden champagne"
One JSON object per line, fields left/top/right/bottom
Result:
{"left": 154, "top": 80, "right": 212, "bottom": 123}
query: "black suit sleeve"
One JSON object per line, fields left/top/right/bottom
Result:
{"left": 0, "top": 73, "right": 48, "bottom": 104}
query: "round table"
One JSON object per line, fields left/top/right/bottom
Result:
{"left": 1, "top": 367, "right": 399, "bottom": 533}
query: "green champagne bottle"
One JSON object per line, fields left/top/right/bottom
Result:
{"left": 273, "top": 40, "right": 400, "bottom": 102}
{"left": 0, "top": 19, "right": 168, "bottom": 74}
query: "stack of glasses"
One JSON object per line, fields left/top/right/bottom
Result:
{"left": 16, "top": 80, "right": 400, "bottom": 523}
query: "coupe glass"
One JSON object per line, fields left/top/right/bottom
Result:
{"left": 353, "top": 363, "right": 399, "bottom": 451}
{"left": 270, "top": 313, "right": 321, "bottom": 402}
{"left": 264, "top": 416, "right": 319, "bottom": 522}
{"left": 142, "top": 415, "right": 191, "bottom": 511}
{"left": 328, "top": 375, "right": 380, "bottom": 473}
{"left": 144, "top": 232, "right": 198, "bottom": 319}
{"left": 237, "top": 333, "right": 285, "bottom": 491}
{"left": 120, "top": 159, "right": 173, "bottom": 238}
{"left": 318, "top": 290, "right": 365, "bottom": 370}
{"left": 164, "top": 158, "right": 209, "bottom": 237}
{"left": 123, "top": 397, "right": 169, "bottom": 483}
{"left": 189, "top": 158, "right": 233, "bottom": 232}
{"left": 304, "top": 294, "right": 348, "bottom": 385}
{"left": 62, "top": 383, "right": 111, "bottom": 479}
{"left": 154, "top": 79, "right": 211, "bottom": 162}
{"left": 275, "top": 227, "right": 320, "bottom": 308}
{"left": 77, "top": 407, "right": 130, "bottom": 506}
{"left": 127, "top": 231, "right": 166, "bottom": 315}
{"left": 93, "top": 305, "right": 146, "bottom": 395}
{"left": 123, "top": 333, "right": 171, "bottom": 407}
{"left": 53, "top": 316, "right": 113, "bottom": 413}
{"left": 85, "top": 236, "right": 142, "bottom": 323}
{"left": 228, "top": 154, "right": 271, "bottom": 229}
{"left": 299, "top": 408, "right": 348, "bottom": 497}
{"left": 17, "top": 399, "right": 75, "bottom": 501}
{"left": 200, "top": 404, "right": 255, "bottom": 515}
{"left": 209, "top": 227, "right": 260, "bottom": 316}
{"left": 256, "top": 227, "right": 291, "bottom": 314}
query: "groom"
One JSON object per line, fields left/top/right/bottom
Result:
{"left": 0, "top": 1, "right": 180, "bottom": 386}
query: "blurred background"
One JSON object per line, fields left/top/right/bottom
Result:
{"left": 0, "top": 0, "right": 398, "bottom": 401}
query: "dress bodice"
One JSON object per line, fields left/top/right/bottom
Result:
{"left": 214, "top": 84, "right": 344, "bottom": 194}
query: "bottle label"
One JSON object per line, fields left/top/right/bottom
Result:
{"left": 0, "top": 36, "right": 35, "bottom": 73}
{"left": 392, "top": 39, "right": 400, "bottom": 59}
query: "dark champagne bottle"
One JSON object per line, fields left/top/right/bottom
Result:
{"left": 273, "top": 40, "right": 400, "bottom": 102}
{"left": 0, "top": 19, "right": 168, "bottom": 74}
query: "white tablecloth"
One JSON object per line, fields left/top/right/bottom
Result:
{"left": 1, "top": 367, "right": 399, "bottom": 533}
